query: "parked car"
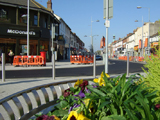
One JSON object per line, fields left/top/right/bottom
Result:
{"left": 96, "top": 55, "right": 102, "bottom": 60}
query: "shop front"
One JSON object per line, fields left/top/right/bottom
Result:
{"left": 0, "top": 24, "right": 43, "bottom": 63}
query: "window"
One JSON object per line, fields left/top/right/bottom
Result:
{"left": 20, "top": 10, "right": 27, "bottom": 23}
{"left": 45, "top": 19, "right": 47, "bottom": 28}
{"left": 34, "top": 15, "right": 38, "bottom": 25}
{"left": 0, "top": 8, "right": 8, "bottom": 19}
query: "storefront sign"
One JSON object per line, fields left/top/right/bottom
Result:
{"left": 7, "top": 29, "right": 36, "bottom": 35}
{"left": 0, "top": 24, "right": 40, "bottom": 38}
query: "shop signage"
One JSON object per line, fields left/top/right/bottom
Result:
{"left": 7, "top": 29, "right": 36, "bottom": 35}
{"left": 0, "top": 24, "right": 40, "bottom": 38}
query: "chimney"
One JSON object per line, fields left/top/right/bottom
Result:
{"left": 47, "top": 0, "right": 52, "bottom": 11}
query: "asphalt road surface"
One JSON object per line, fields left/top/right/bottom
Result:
{"left": 0, "top": 60, "right": 147, "bottom": 79}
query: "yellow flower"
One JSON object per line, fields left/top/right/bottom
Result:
{"left": 67, "top": 111, "right": 79, "bottom": 120}
{"left": 83, "top": 99, "right": 94, "bottom": 114}
{"left": 67, "top": 111, "right": 90, "bottom": 120}
{"left": 52, "top": 115, "right": 60, "bottom": 120}
{"left": 94, "top": 77, "right": 105, "bottom": 86}
{"left": 93, "top": 78, "right": 104, "bottom": 86}
{"left": 100, "top": 71, "right": 110, "bottom": 78}
{"left": 77, "top": 114, "right": 90, "bottom": 120}
{"left": 74, "top": 79, "right": 83, "bottom": 88}
{"left": 93, "top": 72, "right": 110, "bottom": 86}
{"left": 83, "top": 99, "right": 90, "bottom": 107}
{"left": 115, "top": 80, "right": 119, "bottom": 86}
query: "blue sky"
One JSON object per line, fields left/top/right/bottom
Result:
{"left": 36, "top": 0, "right": 160, "bottom": 52}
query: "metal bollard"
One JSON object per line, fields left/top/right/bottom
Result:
{"left": 127, "top": 52, "right": 129, "bottom": 77}
{"left": 93, "top": 54, "right": 96, "bottom": 78}
{"left": 2, "top": 53, "right": 5, "bottom": 82}
{"left": 52, "top": 53, "right": 55, "bottom": 80}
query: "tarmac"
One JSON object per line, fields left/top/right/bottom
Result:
{"left": 0, "top": 59, "right": 146, "bottom": 120}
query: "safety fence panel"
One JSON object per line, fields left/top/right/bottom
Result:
{"left": 118, "top": 56, "right": 144, "bottom": 62}
{"left": 70, "top": 55, "right": 94, "bottom": 64}
{"left": 13, "top": 56, "right": 44, "bottom": 66}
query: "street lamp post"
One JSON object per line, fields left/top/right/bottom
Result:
{"left": 137, "top": 6, "right": 150, "bottom": 55}
{"left": 84, "top": 35, "right": 98, "bottom": 53}
{"left": 27, "top": 0, "right": 29, "bottom": 56}
{"left": 90, "top": 17, "right": 99, "bottom": 53}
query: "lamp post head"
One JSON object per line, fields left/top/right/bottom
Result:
{"left": 137, "top": 6, "right": 142, "bottom": 9}
{"left": 135, "top": 20, "right": 138, "bottom": 22}
{"left": 84, "top": 35, "right": 87, "bottom": 37}
{"left": 96, "top": 20, "right": 100, "bottom": 22}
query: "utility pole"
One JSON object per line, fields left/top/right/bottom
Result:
{"left": 27, "top": 0, "right": 29, "bottom": 56}
{"left": 104, "top": 0, "right": 113, "bottom": 73}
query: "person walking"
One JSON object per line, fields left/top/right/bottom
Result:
{"left": 0, "top": 47, "right": 2, "bottom": 64}
{"left": 8, "top": 50, "right": 14, "bottom": 65}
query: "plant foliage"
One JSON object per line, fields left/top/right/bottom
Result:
{"left": 32, "top": 71, "right": 160, "bottom": 120}
{"left": 142, "top": 38, "right": 160, "bottom": 103}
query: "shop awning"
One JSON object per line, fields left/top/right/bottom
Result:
{"left": 144, "top": 38, "right": 148, "bottom": 47}
{"left": 100, "top": 36, "right": 105, "bottom": 48}
{"left": 139, "top": 40, "right": 142, "bottom": 48}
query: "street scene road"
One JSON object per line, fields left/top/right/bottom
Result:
{"left": 0, "top": 59, "right": 146, "bottom": 79}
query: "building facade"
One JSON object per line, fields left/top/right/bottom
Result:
{"left": 0, "top": 0, "right": 60, "bottom": 62}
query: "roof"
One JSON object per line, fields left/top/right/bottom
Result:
{"left": 0, "top": 0, "right": 52, "bottom": 14}
{"left": 54, "top": 14, "right": 71, "bottom": 30}
{"left": 0, "top": 0, "right": 61, "bottom": 23}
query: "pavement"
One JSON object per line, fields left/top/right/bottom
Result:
{"left": 0, "top": 58, "right": 146, "bottom": 120}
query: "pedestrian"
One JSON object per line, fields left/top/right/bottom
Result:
{"left": 8, "top": 50, "right": 14, "bottom": 65}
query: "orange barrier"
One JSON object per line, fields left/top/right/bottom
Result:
{"left": 13, "top": 55, "right": 44, "bottom": 66}
{"left": 118, "top": 56, "right": 138, "bottom": 61}
{"left": 70, "top": 55, "right": 94, "bottom": 64}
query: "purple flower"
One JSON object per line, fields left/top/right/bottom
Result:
{"left": 85, "top": 87, "right": 91, "bottom": 93}
{"left": 155, "top": 104, "right": 160, "bottom": 110}
{"left": 74, "top": 90, "right": 85, "bottom": 98}
{"left": 68, "top": 104, "right": 81, "bottom": 113}
{"left": 92, "top": 83, "right": 97, "bottom": 88}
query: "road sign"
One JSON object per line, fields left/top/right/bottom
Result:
{"left": 105, "top": 20, "right": 110, "bottom": 27}
{"left": 103, "top": 0, "right": 113, "bottom": 19}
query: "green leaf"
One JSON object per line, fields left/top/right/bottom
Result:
{"left": 120, "top": 73, "right": 127, "bottom": 88}
{"left": 62, "top": 115, "right": 69, "bottom": 120}
{"left": 98, "top": 101, "right": 111, "bottom": 110}
{"left": 110, "top": 104, "right": 117, "bottom": 115}
{"left": 60, "top": 100, "right": 68, "bottom": 108}
{"left": 69, "top": 87, "right": 75, "bottom": 92}
{"left": 59, "top": 95, "right": 65, "bottom": 101}
{"left": 87, "top": 85, "right": 106, "bottom": 97}
{"left": 47, "top": 111, "right": 52, "bottom": 116}
{"left": 124, "top": 108, "right": 139, "bottom": 120}
{"left": 101, "top": 115, "right": 126, "bottom": 120}
{"left": 145, "top": 90, "right": 158, "bottom": 98}
{"left": 135, "top": 96, "right": 152, "bottom": 120}
{"left": 52, "top": 110, "right": 68, "bottom": 116}
{"left": 34, "top": 112, "right": 43, "bottom": 117}
{"left": 74, "top": 87, "right": 81, "bottom": 95}
{"left": 77, "top": 103, "right": 84, "bottom": 114}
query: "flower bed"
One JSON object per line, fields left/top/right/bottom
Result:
{"left": 32, "top": 71, "right": 160, "bottom": 120}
